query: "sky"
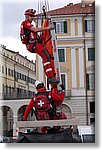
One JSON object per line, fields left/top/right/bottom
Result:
{"left": 0, "top": 0, "right": 83, "bottom": 61}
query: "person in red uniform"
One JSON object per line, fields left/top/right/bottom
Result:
{"left": 24, "top": 80, "right": 52, "bottom": 121}
{"left": 24, "top": 80, "right": 67, "bottom": 132}
{"left": 51, "top": 84, "right": 67, "bottom": 120}
{"left": 20, "top": 9, "right": 59, "bottom": 85}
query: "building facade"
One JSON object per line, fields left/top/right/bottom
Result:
{"left": 0, "top": 45, "right": 36, "bottom": 100}
{"left": 0, "top": 45, "right": 36, "bottom": 135}
{"left": 36, "top": 2, "right": 95, "bottom": 125}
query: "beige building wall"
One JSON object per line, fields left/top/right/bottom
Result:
{"left": 36, "top": 4, "right": 95, "bottom": 125}
{"left": 0, "top": 45, "right": 36, "bottom": 98}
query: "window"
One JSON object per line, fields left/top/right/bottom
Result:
{"left": 17, "top": 88, "right": 21, "bottom": 94}
{"left": 9, "top": 86, "right": 11, "bottom": 94}
{"left": 85, "top": 20, "right": 95, "bottom": 32}
{"left": 11, "top": 70, "right": 14, "bottom": 76}
{"left": 56, "top": 22, "right": 64, "bottom": 34}
{"left": 6, "top": 85, "right": 8, "bottom": 94}
{"left": 61, "top": 74, "right": 66, "bottom": 90}
{"left": 7, "top": 69, "right": 13, "bottom": 76}
{"left": 6, "top": 67, "right": 7, "bottom": 75}
{"left": 2, "top": 84, "right": 4, "bottom": 93}
{"left": 86, "top": 74, "right": 89, "bottom": 90}
{"left": 17, "top": 72, "right": 19, "bottom": 79}
{"left": 53, "top": 21, "right": 67, "bottom": 34}
{"left": 20, "top": 73, "right": 21, "bottom": 79}
{"left": 90, "top": 102, "right": 95, "bottom": 113}
{"left": 11, "top": 55, "right": 13, "bottom": 59}
{"left": 87, "top": 20, "right": 95, "bottom": 32}
{"left": 88, "top": 48, "right": 95, "bottom": 61}
{"left": 58, "top": 49, "right": 65, "bottom": 62}
{"left": 24, "top": 75, "right": 27, "bottom": 81}
{"left": 22, "top": 74, "right": 25, "bottom": 80}
{"left": 8, "top": 68, "right": 10, "bottom": 76}
{"left": 90, "top": 118, "right": 95, "bottom": 124}
{"left": 89, "top": 74, "right": 95, "bottom": 90}
{"left": 7, "top": 54, "right": 9, "bottom": 57}
{"left": 86, "top": 74, "right": 95, "bottom": 90}
{"left": 2, "top": 66, "right": 4, "bottom": 74}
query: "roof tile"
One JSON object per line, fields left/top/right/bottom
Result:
{"left": 47, "top": 2, "right": 95, "bottom": 16}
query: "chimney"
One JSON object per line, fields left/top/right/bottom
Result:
{"left": 69, "top": 3, "right": 73, "bottom": 6}
{"left": 0, "top": 44, "right": 6, "bottom": 49}
{"left": 67, "top": 3, "right": 73, "bottom": 6}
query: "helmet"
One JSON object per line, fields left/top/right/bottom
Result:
{"left": 35, "top": 80, "right": 43, "bottom": 88}
{"left": 24, "top": 9, "right": 36, "bottom": 16}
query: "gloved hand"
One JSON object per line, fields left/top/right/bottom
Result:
{"left": 48, "top": 24, "right": 55, "bottom": 30}
{"left": 59, "top": 84, "right": 65, "bottom": 90}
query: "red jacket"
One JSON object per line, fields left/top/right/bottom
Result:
{"left": 20, "top": 19, "right": 37, "bottom": 44}
{"left": 22, "top": 19, "right": 33, "bottom": 30}
{"left": 24, "top": 87, "right": 50, "bottom": 121}
{"left": 24, "top": 87, "right": 65, "bottom": 121}
{"left": 24, "top": 98, "right": 34, "bottom": 121}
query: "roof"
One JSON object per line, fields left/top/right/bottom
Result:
{"left": 37, "top": 2, "right": 95, "bottom": 17}
{"left": 0, "top": 45, "right": 34, "bottom": 63}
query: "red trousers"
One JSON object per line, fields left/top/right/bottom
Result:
{"left": 26, "top": 42, "right": 54, "bottom": 78}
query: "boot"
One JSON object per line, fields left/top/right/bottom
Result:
{"left": 48, "top": 76, "right": 60, "bottom": 84}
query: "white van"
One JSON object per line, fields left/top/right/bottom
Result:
{"left": 78, "top": 125, "right": 95, "bottom": 143}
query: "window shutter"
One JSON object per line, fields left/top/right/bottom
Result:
{"left": 64, "top": 21, "right": 67, "bottom": 33}
{"left": 58, "top": 49, "right": 61, "bottom": 62}
{"left": 53, "top": 22, "right": 56, "bottom": 33}
{"left": 58, "top": 49, "right": 65, "bottom": 62}
{"left": 86, "top": 74, "right": 89, "bottom": 90}
{"left": 85, "top": 20, "right": 87, "bottom": 32}
{"left": 88, "top": 48, "right": 95, "bottom": 61}
{"left": 61, "top": 74, "right": 66, "bottom": 90}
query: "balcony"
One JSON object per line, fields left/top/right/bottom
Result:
{"left": 1, "top": 91, "right": 34, "bottom": 100}
{"left": 1, "top": 90, "right": 71, "bottom": 100}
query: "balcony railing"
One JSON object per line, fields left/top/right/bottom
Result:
{"left": 0, "top": 90, "right": 71, "bottom": 100}
{"left": 0, "top": 92, "right": 34, "bottom": 100}
{"left": 0, "top": 90, "right": 95, "bottom": 100}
